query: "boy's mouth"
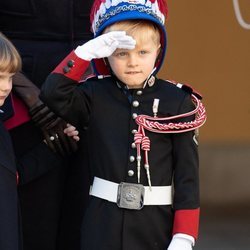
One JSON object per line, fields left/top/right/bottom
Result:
{"left": 125, "top": 71, "right": 141, "bottom": 75}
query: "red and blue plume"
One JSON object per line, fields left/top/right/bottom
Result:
{"left": 149, "top": 0, "right": 168, "bottom": 16}
{"left": 90, "top": 0, "right": 105, "bottom": 25}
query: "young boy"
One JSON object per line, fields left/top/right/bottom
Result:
{"left": 0, "top": 32, "right": 80, "bottom": 250}
{"left": 41, "top": 0, "right": 206, "bottom": 249}
{"left": 0, "top": 31, "right": 22, "bottom": 250}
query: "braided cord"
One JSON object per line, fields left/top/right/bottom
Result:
{"left": 133, "top": 94, "right": 206, "bottom": 188}
{"left": 135, "top": 94, "right": 206, "bottom": 134}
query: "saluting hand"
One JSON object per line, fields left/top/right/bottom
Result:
{"left": 75, "top": 31, "right": 136, "bottom": 61}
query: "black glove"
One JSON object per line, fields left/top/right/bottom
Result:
{"left": 29, "top": 100, "right": 78, "bottom": 156}
{"left": 12, "top": 72, "right": 40, "bottom": 107}
{"left": 13, "top": 72, "right": 78, "bottom": 156}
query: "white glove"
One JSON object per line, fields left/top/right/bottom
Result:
{"left": 167, "top": 234, "right": 194, "bottom": 250}
{"left": 75, "top": 31, "right": 136, "bottom": 61}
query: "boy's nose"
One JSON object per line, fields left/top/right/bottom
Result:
{"left": 127, "top": 54, "right": 138, "bottom": 67}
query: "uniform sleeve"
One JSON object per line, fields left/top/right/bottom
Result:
{"left": 40, "top": 51, "right": 93, "bottom": 128}
{"left": 171, "top": 93, "right": 200, "bottom": 239}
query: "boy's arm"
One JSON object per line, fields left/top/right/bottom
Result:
{"left": 170, "top": 94, "right": 200, "bottom": 248}
{"left": 12, "top": 72, "right": 78, "bottom": 155}
{"left": 40, "top": 31, "right": 136, "bottom": 127}
{"left": 52, "top": 31, "right": 136, "bottom": 82}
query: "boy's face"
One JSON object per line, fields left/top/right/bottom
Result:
{"left": 108, "top": 37, "right": 160, "bottom": 89}
{"left": 0, "top": 72, "right": 13, "bottom": 107}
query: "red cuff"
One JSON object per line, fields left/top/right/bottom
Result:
{"left": 53, "top": 51, "right": 90, "bottom": 82}
{"left": 173, "top": 208, "right": 200, "bottom": 240}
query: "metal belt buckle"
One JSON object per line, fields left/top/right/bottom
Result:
{"left": 117, "top": 182, "right": 145, "bottom": 210}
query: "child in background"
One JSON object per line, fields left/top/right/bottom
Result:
{"left": 41, "top": 0, "right": 206, "bottom": 249}
{"left": 0, "top": 31, "right": 22, "bottom": 250}
{"left": 0, "top": 32, "right": 79, "bottom": 250}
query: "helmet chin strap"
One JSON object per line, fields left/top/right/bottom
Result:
{"left": 142, "top": 67, "right": 157, "bottom": 88}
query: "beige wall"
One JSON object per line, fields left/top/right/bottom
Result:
{"left": 158, "top": 0, "right": 250, "bottom": 143}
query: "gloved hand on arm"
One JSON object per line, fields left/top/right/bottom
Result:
{"left": 12, "top": 72, "right": 78, "bottom": 156}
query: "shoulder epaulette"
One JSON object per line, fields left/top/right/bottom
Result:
{"left": 166, "top": 79, "right": 203, "bottom": 100}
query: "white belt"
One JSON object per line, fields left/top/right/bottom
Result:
{"left": 90, "top": 177, "right": 172, "bottom": 206}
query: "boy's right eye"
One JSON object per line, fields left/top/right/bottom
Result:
{"left": 115, "top": 51, "right": 127, "bottom": 57}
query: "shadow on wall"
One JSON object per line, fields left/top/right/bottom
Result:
{"left": 196, "top": 143, "right": 250, "bottom": 250}
{"left": 196, "top": 204, "right": 250, "bottom": 250}
{"left": 199, "top": 143, "right": 250, "bottom": 206}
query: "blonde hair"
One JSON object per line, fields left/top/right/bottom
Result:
{"left": 103, "top": 20, "right": 161, "bottom": 48}
{"left": 0, "top": 32, "right": 22, "bottom": 73}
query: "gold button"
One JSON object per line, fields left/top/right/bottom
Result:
{"left": 63, "top": 66, "right": 71, "bottom": 73}
{"left": 128, "top": 170, "right": 134, "bottom": 176}
{"left": 67, "top": 60, "right": 74, "bottom": 67}
{"left": 129, "top": 156, "right": 135, "bottom": 162}
{"left": 132, "top": 113, "right": 138, "bottom": 119}
{"left": 132, "top": 100, "right": 139, "bottom": 107}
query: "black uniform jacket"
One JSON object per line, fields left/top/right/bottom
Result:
{"left": 41, "top": 54, "right": 200, "bottom": 250}
{"left": 0, "top": 120, "right": 65, "bottom": 250}
{"left": 0, "top": 122, "right": 20, "bottom": 250}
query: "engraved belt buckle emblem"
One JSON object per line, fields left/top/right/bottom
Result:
{"left": 117, "top": 182, "right": 144, "bottom": 210}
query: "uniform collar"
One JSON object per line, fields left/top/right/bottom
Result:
{"left": 113, "top": 68, "right": 157, "bottom": 91}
